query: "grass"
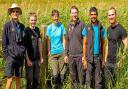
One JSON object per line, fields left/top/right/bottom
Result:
{"left": 0, "top": 0, "right": 128, "bottom": 29}
{"left": 0, "top": 0, "right": 128, "bottom": 89}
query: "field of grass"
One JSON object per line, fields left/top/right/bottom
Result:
{"left": 0, "top": 0, "right": 128, "bottom": 89}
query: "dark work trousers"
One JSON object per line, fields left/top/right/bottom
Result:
{"left": 69, "top": 56, "right": 84, "bottom": 89}
{"left": 25, "top": 60, "right": 40, "bottom": 89}
{"left": 86, "top": 56, "right": 102, "bottom": 89}
{"left": 104, "top": 61, "right": 116, "bottom": 89}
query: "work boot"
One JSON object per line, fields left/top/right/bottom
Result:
{"left": 51, "top": 75, "right": 58, "bottom": 89}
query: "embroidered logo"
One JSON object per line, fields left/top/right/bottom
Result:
{"left": 69, "top": 28, "right": 71, "bottom": 32}
{"left": 11, "top": 28, "right": 15, "bottom": 32}
{"left": 88, "top": 27, "right": 91, "bottom": 31}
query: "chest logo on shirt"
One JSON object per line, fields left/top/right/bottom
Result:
{"left": 69, "top": 28, "right": 71, "bottom": 32}
{"left": 11, "top": 28, "right": 15, "bottom": 32}
{"left": 88, "top": 27, "right": 91, "bottom": 31}
{"left": 31, "top": 35, "right": 34, "bottom": 40}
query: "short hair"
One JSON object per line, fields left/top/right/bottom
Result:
{"left": 70, "top": 5, "right": 79, "bottom": 13}
{"left": 28, "top": 12, "right": 37, "bottom": 19}
{"left": 51, "top": 9, "right": 59, "bottom": 16}
{"left": 89, "top": 7, "right": 98, "bottom": 15}
{"left": 108, "top": 7, "right": 116, "bottom": 14}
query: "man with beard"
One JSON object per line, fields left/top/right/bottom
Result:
{"left": 104, "top": 7, "right": 127, "bottom": 89}
{"left": 82, "top": 7, "right": 107, "bottom": 89}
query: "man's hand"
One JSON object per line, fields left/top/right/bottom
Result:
{"left": 102, "top": 57, "right": 107, "bottom": 68}
{"left": 64, "top": 56, "right": 69, "bottom": 64}
{"left": 39, "top": 58, "right": 44, "bottom": 66}
{"left": 48, "top": 51, "right": 51, "bottom": 56}
{"left": 82, "top": 57, "right": 87, "bottom": 70}
{"left": 27, "top": 59, "right": 32, "bottom": 67}
{"left": 102, "top": 58, "right": 105, "bottom": 67}
{"left": 40, "top": 58, "right": 44, "bottom": 64}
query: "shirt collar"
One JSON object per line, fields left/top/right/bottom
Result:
{"left": 69, "top": 18, "right": 80, "bottom": 26}
{"left": 11, "top": 19, "right": 20, "bottom": 27}
{"left": 52, "top": 22, "right": 60, "bottom": 27}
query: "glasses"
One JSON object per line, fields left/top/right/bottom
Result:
{"left": 12, "top": 10, "right": 19, "bottom": 13}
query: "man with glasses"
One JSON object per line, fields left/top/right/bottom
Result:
{"left": 2, "top": 3, "right": 25, "bottom": 89}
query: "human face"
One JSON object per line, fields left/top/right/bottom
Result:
{"left": 29, "top": 16, "right": 37, "bottom": 29}
{"left": 108, "top": 9, "right": 116, "bottom": 24}
{"left": 11, "top": 8, "right": 20, "bottom": 20}
{"left": 90, "top": 11, "right": 97, "bottom": 23}
{"left": 52, "top": 13, "right": 59, "bottom": 25}
{"left": 70, "top": 8, "right": 78, "bottom": 22}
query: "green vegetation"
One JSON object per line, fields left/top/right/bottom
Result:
{"left": 0, "top": 0, "right": 127, "bottom": 89}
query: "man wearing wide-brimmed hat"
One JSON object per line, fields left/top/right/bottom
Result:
{"left": 2, "top": 3, "right": 25, "bottom": 89}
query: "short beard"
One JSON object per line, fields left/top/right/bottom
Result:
{"left": 91, "top": 18, "right": 97, "bottom": 23}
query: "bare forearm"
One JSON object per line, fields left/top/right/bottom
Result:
{"left": 38, "top": 38, "right": 43, "bottom": 59}
{"left": 25, "top": 50, "right": 29, "bottom": 60}
{"left": 47, "top": 38, "right": 50, "bottom": 53}
{"left": 104, "top": 39, "right": 108, "bottom": 62}
{"left": 122, "top": 37, "right": 128, "bottom": 52}
{"left": 83, "top": 37, "right": 86, "bottom": 58}
{"left": 63, "top": 36, "right": 66, "bottom": 50}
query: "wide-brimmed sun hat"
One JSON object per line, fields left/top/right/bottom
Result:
{"left": 8, "top": 3, "right": 22, "bottom": 15}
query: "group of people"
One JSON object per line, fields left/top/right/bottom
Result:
{"left": 2, "top": 3, "right": 43, "bottom": 89}
{"left": 46, "top": 5, "right": 127, "bottom": 89}
{"left": 2, "top": 3, "right": 127, "bottom": 89}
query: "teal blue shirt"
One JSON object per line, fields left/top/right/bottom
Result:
{"left": 46, "top": 23, "right": 66, "bottom": 54}
{"left": 82, "top": 25, "right": 106, "bottom": 54}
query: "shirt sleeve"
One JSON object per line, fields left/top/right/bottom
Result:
{"left": 61, "top": 24, "right": 66, "bottom": 36}
{"left": 2, "top": 23, "right": 9, "bottom": 58}
{"left": 120, "top": 27, "right": 127, "bottom": 39}
{"left": 102, "top": 27, "right": 107, "bottom": 38}
{"left": 82, "top": 27, "right": 87, "bottom": 37}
